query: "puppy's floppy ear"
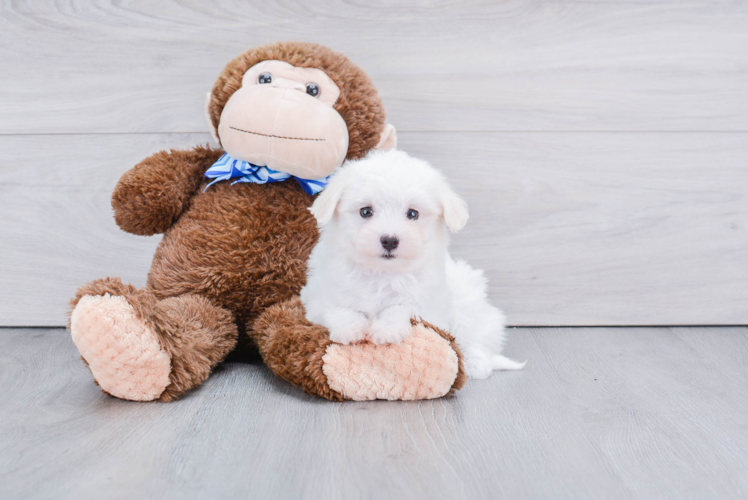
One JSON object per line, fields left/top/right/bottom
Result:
{"left": 309, "top": 171, "right": 348, "bottom": 227}
{"left": 440, "top": 183, "right": 469, "bottom": 233}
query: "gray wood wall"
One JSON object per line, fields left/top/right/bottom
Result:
{"left": 1, "top": 0, "right": 746, "bottom": 327}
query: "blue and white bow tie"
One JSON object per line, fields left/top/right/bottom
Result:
{"left": 204, "top": 153, "right": 329, "bottom": 195}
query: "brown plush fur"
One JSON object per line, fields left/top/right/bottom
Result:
{"left": 70, "top": 277, "right": 238, "bottom": 401}
{"left": 145, "top": 163, "right": 318, "bottom": 322}
{"left": 252, "top": 299, "right": 468, "bottom": 401}
{"left": 252, "top": 297, "right": 345, "bottom": 402}
{"left": 207, "top": 41, "right": 386, "bottom": 161}
{"left": 70, "top": 42, "right": 465, "bottom": 401}
{"left": 112, "top": 146, "right": 221, "bottom": 236}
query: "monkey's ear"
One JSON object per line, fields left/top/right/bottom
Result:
{"left": 375, "top": 123, "right": 397, "bottom": 151}
{"left": 441, "top": 184, "right": 469, "bottom": 233}
{"left": 205, "top": 92, "right": 221, "bottom": 145}
{"left": 309, "top": 172, "right": 348, "bottom": 227}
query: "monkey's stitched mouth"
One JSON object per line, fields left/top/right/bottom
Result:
{"left": 229, "top": 126, "right": 326, "bottom": 142}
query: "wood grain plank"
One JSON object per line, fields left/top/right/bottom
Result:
{"left": 672, "top": 326, "right": 748, "bottom": 385}
{"left": 405, "top": 131, "right": 748, "bottom": 326}
{"left": 1, "top": 132, "right": 746, "bottom": 326}
{"left": 527, "top": 326, "right": 748, "bottom": 498}
{"left": 0, "top": 327, "right": 624, "bottom": 500}
{"left": 0, "top": 0, "right": 746, "bottom": 134}
{"left": 2, "top": 327, "right": 748, "bottom": 499}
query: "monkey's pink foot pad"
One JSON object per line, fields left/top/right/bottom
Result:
{"left": 70, "top": 294, "right": 171, "bottom": 401}
{"left": 322, "top": 323, "right": 459, "bottom": 401}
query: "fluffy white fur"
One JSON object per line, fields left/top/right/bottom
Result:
{"left": 300, "top": 149, "right": 525, "bottom": 379}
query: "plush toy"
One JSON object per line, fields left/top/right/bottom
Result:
{"left": 69, "top": 42, "right": 466, "bottom": 402}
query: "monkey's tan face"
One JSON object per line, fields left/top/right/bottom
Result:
{"left": 217, "top": 60, "right": 349, "bottom": 180}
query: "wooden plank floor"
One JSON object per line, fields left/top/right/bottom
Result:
{"left": 2, "top": 327, "right": 747, "bottom": 500}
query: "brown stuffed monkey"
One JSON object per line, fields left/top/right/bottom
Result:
{"left": 69, "top": 42, "right": 466, "bottom": 402}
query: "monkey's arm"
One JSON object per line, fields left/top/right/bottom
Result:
{"left": 112, "top": 145, "right": 223, "bottom": 235}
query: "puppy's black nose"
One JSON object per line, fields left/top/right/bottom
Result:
{"left": 380, "top": 235, "right": 399, "bottom": 251}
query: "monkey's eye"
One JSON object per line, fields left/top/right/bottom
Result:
{"left": 360, "top": 207, "right": 373, "bottom": 218}
{"left": 306, "top": 83, "right": 320, "bottom": 97}
{"left": 406, "top": 209, "right": 419, "bottom": 221}
{"left": 258, "top": 73, "right": 273, "bottom": 84}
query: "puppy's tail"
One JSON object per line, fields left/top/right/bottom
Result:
{"left": 491, "top": 355, "right": 527, "bottom": 371}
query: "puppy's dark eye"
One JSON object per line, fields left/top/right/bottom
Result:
{"left": 306, "top": 83, "right": 320, "bottom": 97}
{"left": 406, "top": 209, "right": 419, "bottom": 220}
{"left": 258, "top": 73, "right": 273, "bottom": 84}
{"left": 360, "top": 207, "right": 373, "bottom": 218}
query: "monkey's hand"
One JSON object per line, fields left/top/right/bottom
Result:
{"left": 112, "top": 145, "right": 223, "bottom": 235}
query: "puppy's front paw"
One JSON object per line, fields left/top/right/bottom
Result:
{"left": 324, "top": 309, "right": 370, "bottom": 345}
{"left": 329, "top": 326, "right": 368, "bottom": 345}
{"left": 368, "top": 317, "right": 413, "bottom": 345}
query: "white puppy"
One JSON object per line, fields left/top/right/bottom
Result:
{"left": 300, "top": 149, "right": 525, "bottom": 379}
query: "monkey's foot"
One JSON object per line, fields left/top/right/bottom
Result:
{"left": 253, "top": 298, "right": 467, "bottom": 402}
{"left": 70, "top": 294, "right": 171, "bottom": 401}
{"left": 322, "top": 322, "right": 464, "bottom": 401}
